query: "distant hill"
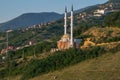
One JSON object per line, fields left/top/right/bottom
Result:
{"left": 109, "top": 0, "right": 120, "bottom": 3}
{"left": 0, "top": 12, "right": 63, "bottom": 31}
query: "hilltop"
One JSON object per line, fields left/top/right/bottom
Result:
{"left": 0, "top": 12, "right": 63, "bottom": 31}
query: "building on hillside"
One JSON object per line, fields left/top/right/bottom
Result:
{"left": 57, "top": 6, "right": 81, "bottom": 50}
{"left": 29, "top": 41, "right": 34, "bottom": 45}
{"left": 94, "top": 9, "right": 105, "bottom": 17}
{"left": 0, "top": 46, "right": 14, "bottom": 55}
{"left": 57, "top": 34, "right": 70, "bottom": 50}
{"left": 1, "top": 49, "right": 6, "bottom": 55}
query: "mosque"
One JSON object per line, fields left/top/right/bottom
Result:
{"left": 57, "top": 6, "right": 81, "bottom": 50}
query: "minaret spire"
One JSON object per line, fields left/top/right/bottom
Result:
{"left": 65, "top": 6, "right": 67, "bottom": 12}
{"left": 71, "top": 5, "right": 73, "bottom": 11}
{"left": 70, "top": 5, "right": 74, "bottom": 47}
{"left": 64, "top": 6, "right": 67, "bottom": 35}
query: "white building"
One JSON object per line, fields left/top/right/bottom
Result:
{"left": 94, "top": 9, "right": 105, "bottom": 17}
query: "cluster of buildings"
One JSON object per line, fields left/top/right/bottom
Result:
{"left": 77, "top": 3, "right": 120, "bottom": 19}
{"left": 0, "top": 40, "right": 34, "bottom": 55}
{"left": 20, "top": 23, "right": 48, "bottom": 32}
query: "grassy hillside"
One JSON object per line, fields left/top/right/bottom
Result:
{"left": 0, "top": 21, "right": 63, "bottom": 48}
{"left": 31, "top": 51, "right": 120, "bottom": 80}
{"left": 0, "top": 26, "right": 120, "bottom": 80}
{"left": 0, "top": 42, "right": 119, "bottom": 80}
{"left": 82, "top": 27, "right": 120, "bottom": 43}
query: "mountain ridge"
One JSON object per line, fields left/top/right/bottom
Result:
{"left": 0, "top": 12, "right": 63, "bottom": 31}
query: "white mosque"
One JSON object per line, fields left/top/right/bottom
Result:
{"left": 57, "top": 5, "right": 81, "bottom": 50}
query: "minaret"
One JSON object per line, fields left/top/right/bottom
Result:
{"left": 70, "top": 5, "right": 74, "bottom": 47}
{"left": 64, "top": 6, "right": 67, "bottom": 35}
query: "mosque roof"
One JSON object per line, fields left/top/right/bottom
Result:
{"left": 62, "top": 34, "right": 70, "bottom": 39}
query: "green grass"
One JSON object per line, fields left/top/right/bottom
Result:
{"left": 31, "top": 51, "right": 120, "bottom": 80}
{"left": 1, "top": 49, "right": 120, "bottom": 80}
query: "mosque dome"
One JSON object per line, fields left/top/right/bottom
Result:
{"left": 62, "top": 34, "right": 70, "bottom": 39}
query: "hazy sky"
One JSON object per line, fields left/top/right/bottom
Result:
{"left": 0, "top": 0, "right": 108, "bottom": 23}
